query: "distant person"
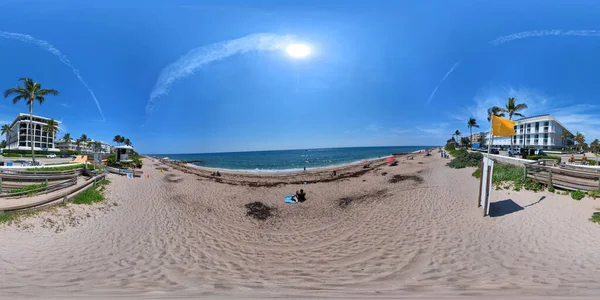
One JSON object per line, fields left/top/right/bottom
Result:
{"left": 304, "top": 166, "right": 306, "bottom": 172}
{"left": 569, "top": 154, "right": 575, "bottom": 163}
{"left": 332, "top": 170, "right": 337, "bottom": 176}
{"left": 582, "top": 153, "right": 588, "bottom": 165}
{"left": 295, "top": 189, "right": 306, "bottom": 202}
{"left": 215, "top": 171, "right": 221, "bottom": 177}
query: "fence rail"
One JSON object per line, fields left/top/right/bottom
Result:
{"left": 0, "top": 173, "right": 106, "bottom": 211}
{"left": 0, "top": 177, "right": 78, "bottom": 198}
{"left": 525, "top": 162, "right": 600, "bottom": 191}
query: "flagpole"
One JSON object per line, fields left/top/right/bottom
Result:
{"left": 487, "top": 117, "right": 494, "bottom": 156}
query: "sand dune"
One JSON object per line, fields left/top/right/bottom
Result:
{"left": 2, "top": 153, "right": 600, "bottom": 299}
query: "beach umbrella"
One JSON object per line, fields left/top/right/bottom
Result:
{"left": 386, "top": 157, "right": 396, "bottom": 163}
{"left": 361, "top": 159, "right": 367, "bottom": 163}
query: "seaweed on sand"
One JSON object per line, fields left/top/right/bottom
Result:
{"left": 245, "top": 202, "right": 274, "bottom": 220}
{"left": 389, "top": 174, "right": 423, "bottom": 184}
{"left": 337, "top": 189, "right": 389, "bottom": 208}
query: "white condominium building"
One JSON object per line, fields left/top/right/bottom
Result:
{"left": 55, "top": 139, "right": 112, "bottom": 154}
{"left": 489, "top": 114, "right": 573, "bottom": 149}
{"left": 4, "top": 113, "right": 60, "bottom": 152}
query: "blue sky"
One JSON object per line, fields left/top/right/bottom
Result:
{"left": 1, "top": 0, "right": 600, "bottom": 153}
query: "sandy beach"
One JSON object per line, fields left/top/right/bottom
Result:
{"left": 2, "top": 153, "right": 600, "bottom": 299}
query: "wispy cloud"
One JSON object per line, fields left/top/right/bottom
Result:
{"left": 426, "top": 61, "right": 461, "bottom": 105}
{"left": 490, "top": 30, "right": 600, "bottom": 46}
{"left": 0, "top": 30, "right": 105, "bottom": 121}
{"left": 147, "top": 33, "right": 296, "bottom": 114}
{"left": 416, "top": 122, "right": 449, "bottom": 136}
{"left": 60, "top": 103, "right": 70, "bottom": 108}
{"left": 366, "top": 123, "right": 381, "bottom": 131}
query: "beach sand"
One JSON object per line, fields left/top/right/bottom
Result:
{"left": 2, "top": 153, "right": 600, "bottom": 299}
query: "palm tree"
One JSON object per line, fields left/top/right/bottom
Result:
{"left": 63, "top": 132, "right": 71, "bottom": 143}
{"left": 1, "top": 124, "right": 11, "bottom": 150}
{"left": 454, "top": 130, "right": 461, "bottom": 144}
{"left": 42, "top": 119, "right": 59, "bottom": 150}
{"left": 502, "top": 97, "right": 528, "bottom": 155}
{"left": 124, "top": 138, "right": 132, "bottom": 146}
{"left": 4, "top": 78, "right": 59, "bottom": 164}
{"left": 590, "top": 139, "right": 600, "bottom": 154}
{"left": 575, "top": 132, "right": 585, "bottom": 152}
{"left": 561, "top": 130, "right": 571, "bottom": 148}
{"left": 113, "top": 135, "right": 122, "bottom": 145}
{"left": 487, "top": 106, "right": 505, "bottom": 122}
{"left": 467, "top": 118, "right": 479, "bottom": 149}
{"left": 119, "top": 136, "right": 125, "bottom": 145}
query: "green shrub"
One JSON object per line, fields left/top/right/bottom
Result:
{"left": 523, "top": 178, "right": 543, "bottom": 192}
{"left": 527, "top": 155, "right": 561, "bottom": 161}
{"left": 571, "top": 190, "right": 586, "bottom": 200}
{"left": 447, "top": 151, "right": 483, "bottom": 169}
{"left": 548, "top": 186, "right": 555, "bottom": 193}
{"left": 574, "top": 159, "right": 597, "bottom": 166}
{"left": 587, "top": 190, "right": 600, "bottom": 199}
{"left": 471, "top": 168, "right": 481, "bottom": 178}
{"left": 589, "top": 213, "right": 600, "bottom": 224}
{"left": 471, "top": 163, "right": 524, "bottom": 184}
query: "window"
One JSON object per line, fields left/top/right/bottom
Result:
{"left": 35, "top": 143, "right": 40, "bottom": 147}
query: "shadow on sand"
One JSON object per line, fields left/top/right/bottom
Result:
{"left": 489, "top": 199, "right": 524, "bottom": 217}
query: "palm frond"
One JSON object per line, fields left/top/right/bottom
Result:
{"left": 12, "top": 95, "right": 26, "bottom": 104}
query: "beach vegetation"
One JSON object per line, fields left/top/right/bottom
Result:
{"left": 8, "top": 182, "right": 47, "bottom": 196}
{"left": 590, "top": 213, "right": 600, "bottom": 224}
{"left": 527, "top": 155, "right": 561, "bottom": 162}
{"left": 587, "top": 190, "right": 600, "bottom": 199}
{"left": 548, "top": 186, "right": 555, "bottom": 193}
{"left": 574, "top": 132, "right": 585, "bottom": 152}
{"left": 245, "top": 202, "right": 274, "bottom": 220}
{"left": 26, "top": 164, "right": 95, "bottom": 172}
{"left": 71, "top": 179, "right": 110, "bottom": 205}
{"left": 0, "top": 211, "right": 15, "bottom": 224}
{"left": 523, "top": 178, "right": 543, "bottom": 192}
{"left": 501, "top": 97, "right": 528, "bottom": 156}
{"left": 3, "top": 78, "right": 59, "bottom": 165}
{"left": 447, "top": 151, "right": 482, "bottom": 168}
{"left": 0, "top": 140, "right": 5, "bottom": 148}
{"left": 571, "top": 190, "right": 586, "bottom": 200}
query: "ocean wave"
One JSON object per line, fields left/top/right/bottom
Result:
{"left": 184, "top": 154, "right": 395, "bottom": 174}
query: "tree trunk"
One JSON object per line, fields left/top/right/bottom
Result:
{"left": 470, "top": 127, "right": 473, "bottom": 149}
{"left": 30, "top": 101, "right": 36, "bottom": 165}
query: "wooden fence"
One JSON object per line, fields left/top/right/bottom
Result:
{"left": 525, "top": 162, "right": 600, "bottom": 191}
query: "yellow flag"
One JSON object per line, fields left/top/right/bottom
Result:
{"left": 491, "top": 115, "right": 515, "bottom": 137}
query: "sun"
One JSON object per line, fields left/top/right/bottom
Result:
{"left": 286, "top": 43, "right": 311, "bottom": 58}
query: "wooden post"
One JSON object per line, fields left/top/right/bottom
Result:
{"left": 45, "top": 178, "right": 48, "bottom": 186}
{"left": 0, "top": 176, "right": 2, "bottom": 193}
{"left": 484, "top": 165, "right": 492, "bottom": 217}
{"left": 524, "top": 165, "right": 527, "bottom": 181}
{"left": 477, "top": 160, "right": 484, "bottom": 207}
{"left": 548, "top": 170, "right": 553, "bottom": 189}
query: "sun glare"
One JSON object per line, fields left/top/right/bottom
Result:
{"left": 286, "top": 43, "right": 311, "bottom": 58}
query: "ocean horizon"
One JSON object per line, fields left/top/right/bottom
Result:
{"left": 149, "top": 146, "right": 437, "bottom": 172}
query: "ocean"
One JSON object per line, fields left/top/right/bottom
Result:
{"left": 150, "top": 146, "right": 435, "bottom": 173}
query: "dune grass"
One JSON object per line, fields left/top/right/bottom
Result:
{"left": 26, "top": 164, "right": 96, "bottom": 172}
{"left": 71, "top": 179, "right": 110, "bottom": 205}
{"left": 0, "top": 212, "right": 15, "bottom": 223}
{"left": 8, "top": 183, "right": 47, "bottom": 196}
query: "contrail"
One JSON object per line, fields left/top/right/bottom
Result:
{"left": 146, "top": 33, "right": 295, "bottom": 114}
{"left": 426, "top": 61, "right": 461, "bottom": 105}
{"left": 490, "top": 29, "right": 600, "bottom": 46}
{"left": 0, "top": 30, "right": 106, "bottom": 122}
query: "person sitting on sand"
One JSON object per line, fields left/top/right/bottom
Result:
{"left": 295, "top": 189, "right": 306, "bottom": 202}
{"left": 215, "top": 171, "right": 221, "bottom": 177}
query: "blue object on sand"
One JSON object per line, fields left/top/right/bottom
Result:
{"left": 284, "top": 195, "right": 296, "bottom": 204}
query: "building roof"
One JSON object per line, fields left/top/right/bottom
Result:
{"left": 114, "top": 145, "right": 134, "bottom": 150}
{"left": 9, "top": 113, "right": 61, "bottom": 128}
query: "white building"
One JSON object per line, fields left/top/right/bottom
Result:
{"left": 55, "top": 138, "right": 112, "bottom": 154}
{"left": 5, "top": 113, "right": 60, "bottom": 152}
{"left": 488, "top": 114, "right": 573, "bottom": 150}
